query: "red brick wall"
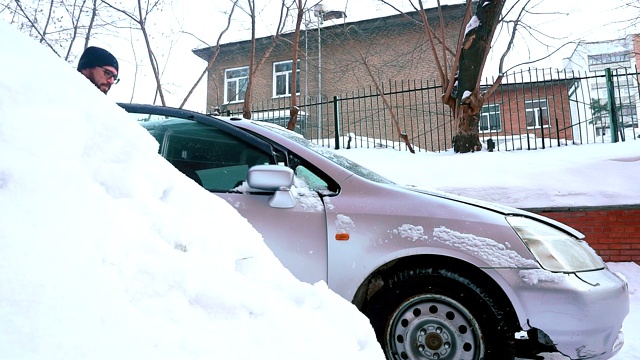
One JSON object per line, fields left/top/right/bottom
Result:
{"left": 530, "top": 206, "right": 640, "bottom": 263}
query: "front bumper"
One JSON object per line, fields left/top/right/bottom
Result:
{"left": 501, "top": 267, "right": 629, "bottom": 359}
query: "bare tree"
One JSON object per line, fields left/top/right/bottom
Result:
{"left": 242, "top": 0, "right": 257, "bottom": 119}
{"left": 619, "top": 0, "right": 640, "bottom": 28}
{"left": 180, "top": 1, "right": 239, "bottom": 108}
{"left": 450, "top": 0, "right": 505, "bottom": 152}
{"left": 102, "top": 0, "right": 168, "bottom": 106}
{"left": 1, "top": 0, "right": 103, "bottom": 60}
{"left": 241, "top": 0, "right": 290, "bottom": 119}
{"left": 416, "top": 0, "right": 505, "bottom": 153}
{"left": 3, "top": 0, "right": 245, "bottom": 109}
{"left": 81, "top": 0, "right": 99, "bottom": 51}
{"left": 354, "top": 43, "right": 416, "bottom": 153}
{"left": 286, "top": 0, "right": 305, "bottom": 131}
{"left": 380, "top": 0, "right": 532, "bottom": 153}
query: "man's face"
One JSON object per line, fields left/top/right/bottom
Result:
{"left": 82, "top": 65, "right": 118, "bottom": 94}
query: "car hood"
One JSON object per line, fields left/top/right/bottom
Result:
{"left": 402, "top": 185, "right": 585, "bottom": 239}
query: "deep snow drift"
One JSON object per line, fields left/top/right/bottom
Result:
{"left": 0, "top": 20, "right": 383, "bottom": 360}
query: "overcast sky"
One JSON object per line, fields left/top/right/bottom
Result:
{"left": 94, "top": 0, "right": 639, "bottom": 112}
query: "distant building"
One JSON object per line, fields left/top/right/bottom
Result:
{"left": 190, "top": 6, "right": 637, "bottom": 150}
{"left": 192, "top": 4, "right": 466, "bottom": 117}
{"left": 563, "top": 34, "right": 640, "bottom": 139}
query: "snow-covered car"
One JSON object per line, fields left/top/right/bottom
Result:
{"left": 124, "top": 102, "right": 629, "bottom": 360}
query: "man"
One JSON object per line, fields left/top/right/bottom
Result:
{"left": 77, "top": 46, "right": 119, "bottom": 94}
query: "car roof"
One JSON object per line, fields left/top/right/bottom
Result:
{"left": 120, "top": 102, "right": 276, "bottom": 155}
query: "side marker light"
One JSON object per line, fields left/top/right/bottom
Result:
{"left": 335, "top": 233, "right": 349, "bottom": 241}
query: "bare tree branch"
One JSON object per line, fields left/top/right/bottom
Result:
{"left": 12, "top": 0, "right": 60, "bottom": 55}
{"left": 286, "top": 0, "right": 305, "bottom": 131}
{"left": 242, "top": 0, "right": 257, "bottom": 119}
{"left": 483, "top": 0, "right": 532, "bottom": 98}
{"left": 101, "top": 0, "right": 167, "bottom": 106}
{"left": 243, "top": 0, "right": 290, "bottom": 119}
{"left": 354, "top": 43, "right": 415, "bottom": 153}
{"left": 40, "top": 0, "right": 55, "bottom": 45}
{"left": 253, "top": 1, "right": 289, "bottom": 74}
{"left": 84, "top": 0, "right": 97, "bottom": 48}
{"left": 436, "top": 0, "right": 449, "bottom": 81}
{"left": 378, "top": 0, "right": 456, "bottom": 57}
{"left": 180, "top": 0, "right": 238, "bottom": 108}
{"left": 64, "top": 0, "right": 89, "bottom": 60}
{"left": 415, "top": 0, "right": 446, "bottom": 87}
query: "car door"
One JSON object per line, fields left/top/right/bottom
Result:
{"left": 154, "top": 119, "right": 329, "bottom": 285}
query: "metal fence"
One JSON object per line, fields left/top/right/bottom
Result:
{"left": 229, "top": 67, "right": 640, "bottom": 152}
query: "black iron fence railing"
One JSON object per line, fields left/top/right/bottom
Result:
{"left": 223, "top": 68, "right": 639, "bottom": 152}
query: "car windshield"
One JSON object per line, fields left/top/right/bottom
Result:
{"left": 253, "top": 122, "right": 395, "bottom": 185}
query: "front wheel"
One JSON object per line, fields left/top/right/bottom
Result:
{"left": 365, "top": 267, "right": 515, "bottom": 360}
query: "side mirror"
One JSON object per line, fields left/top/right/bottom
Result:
{"left": 247, "top": 165, "right": 296, "bottom": 209}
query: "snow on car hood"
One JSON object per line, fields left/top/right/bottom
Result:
{"left": 402, "top": 185, "right": 585, "bottom": 239}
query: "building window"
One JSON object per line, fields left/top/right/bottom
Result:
{"left": 588, "top": 51, "right": 630, "bottom": 66}
{"left": 225, "top": 66, "right": 249, "bottom": 103}
{"left": 588, "top": 51, "right": 632, "bottom": 72}
{"left": 479, "top": 104, "right": 501, "bottom": 132}
{"left": 525, "top": 99, "right": 550, "bottom": 128}
{"left": 273, "top": 60, "right": 300, "bottom": 97}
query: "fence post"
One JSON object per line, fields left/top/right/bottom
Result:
{"left": 539, "top": 107, "right": 546, "bottom": 149}
{"left": 333, "top": 96, "right": 341, "bottom": 150}
{"left": 605, "top": 68, "right": 620, "bottom": 143}
{"left": 555, "top": 117, "right": 561, "bottom": 147}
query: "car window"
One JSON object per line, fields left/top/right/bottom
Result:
{"left": 140, "top": 113, "right": 338, "bottom": 195}
{"left": 147, "top": 119, "right": 271, "bottom": 192}
{"left": 239, "top": 127, "right": 339, "bottom": 194}
{"left": 254, "top": 122, "right": 395, "bottom": 185}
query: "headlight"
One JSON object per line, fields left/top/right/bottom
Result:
{"left": 506, "top": 216, "right": 605, "bottom": 272}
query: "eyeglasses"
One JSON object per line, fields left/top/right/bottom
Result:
{"left": 98, "top": 66, "right": 120, "bottom": 84}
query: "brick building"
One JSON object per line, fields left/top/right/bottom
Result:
{"left": 192, "top": 4, "right": 467, "bottom": 117}
{"left": 191, "top": 5, "right": 593, "bottom": 150}
{"left": 479, "top": 70, "right": 577, "bottom": 150}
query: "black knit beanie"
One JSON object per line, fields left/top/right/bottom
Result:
{"left": 77, "top": 46, "right": 119, "bottom": 72}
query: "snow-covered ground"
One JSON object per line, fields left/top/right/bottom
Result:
{"left": 1, "top": 18, "right": 639, "bottom": 360}
{"left": 333, "top": 137, "right": 640, "bottom": 209}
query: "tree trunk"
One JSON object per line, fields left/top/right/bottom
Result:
{"left": 286, "top": 0, "right": 303, "bottom": 131}
{"left": 453, "top": 92, "right": 482, "bottom": 153}
{"left": 452, "top": 0, "right": 505, "bottom": 153}
{"left": 243, "top": 0, "right": 256, "bottom": 119}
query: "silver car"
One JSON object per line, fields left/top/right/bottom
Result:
{"left": 124, "top": 103, "right": 629, "bottom": 360}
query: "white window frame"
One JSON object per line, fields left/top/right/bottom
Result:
{"left": 479, "top": 104, "right": 501, "bottom": 132}
{"left": 525, "top": 99, "right": 550, "bottom": 129}
{"left": 273, "top": 60, "right": 300, "bottom": 98}
{"left": 224, "top": 66, "right": 249, "bottom": 104}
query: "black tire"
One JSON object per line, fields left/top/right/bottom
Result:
{"left": 365, "top": 267, "right": 515, "bottom": 360}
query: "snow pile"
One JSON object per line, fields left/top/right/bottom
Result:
{"left": 0, "top": 20, "right": 383, "bottom": 360}
{"left": 337, "top": 141, "right": 640, "bottom": 209}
